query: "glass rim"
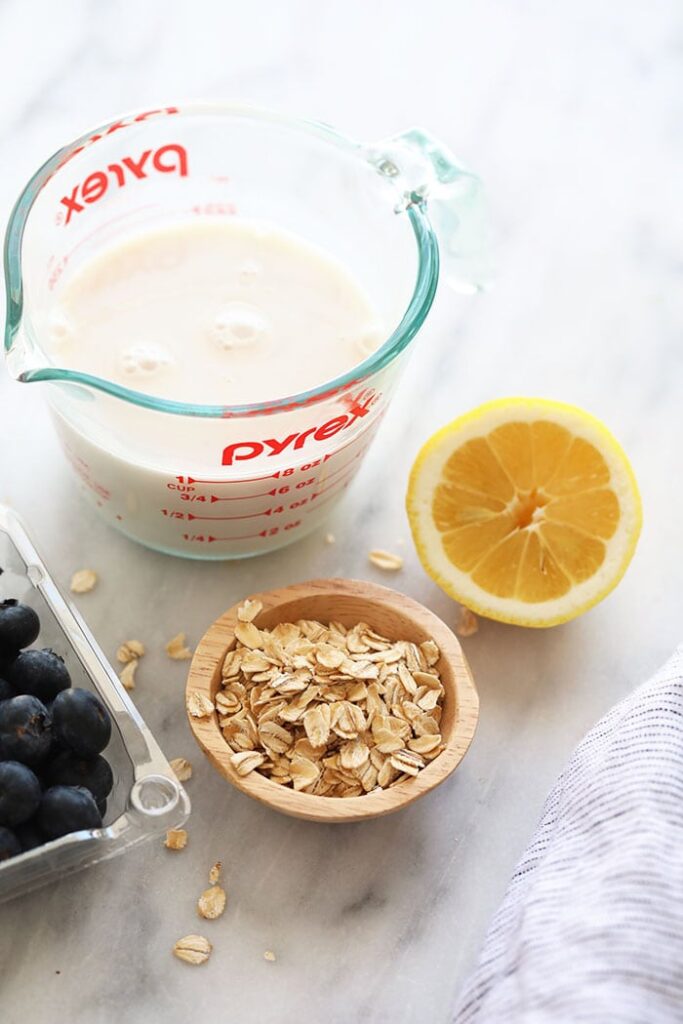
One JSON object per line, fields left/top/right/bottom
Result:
{"left": 4, "top": 102, "right": 440, "bottom": 420}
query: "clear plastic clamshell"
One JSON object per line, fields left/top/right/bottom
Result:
{"left": 0, "top": 505, "right": 190, "bottom": 902}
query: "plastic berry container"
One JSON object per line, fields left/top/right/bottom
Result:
{"left": 0, "top": 505, "right": 190, "bottom": 903}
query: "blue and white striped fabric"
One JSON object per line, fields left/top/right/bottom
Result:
{"left": 454, "top": 645, "right": 683, "bottom": 1024}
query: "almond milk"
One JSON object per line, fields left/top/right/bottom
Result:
{"left": 48, "top": 219, "right": 384, "bottom": 405}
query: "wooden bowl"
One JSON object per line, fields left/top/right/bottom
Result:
{"left": 185, "top": 578, "right": 479, "bottom": 822}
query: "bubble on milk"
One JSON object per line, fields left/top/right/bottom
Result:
{"left": 208, "top": 303, "right": 269, "bottom": 351}
{"left": 120, "top": 343, "right": 174, "bottom": 377}
{"left": 238, "top": 259, "right": 260, "bottom": 285}
{"left": 47, "top": 310, "right": 75, "bottom": 350}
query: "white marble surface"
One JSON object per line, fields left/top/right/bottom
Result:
{"left": 1, "top": 2, "right": 682, "bottom": 1022}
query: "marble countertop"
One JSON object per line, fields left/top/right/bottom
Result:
{"left": 1, "top": 2, "right": 682, "bottom": 1022}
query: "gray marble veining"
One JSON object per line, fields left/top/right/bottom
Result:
{"left": 1, "top": 2, "right": 682, "bottom": 1022}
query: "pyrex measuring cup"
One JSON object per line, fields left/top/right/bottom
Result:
{"left": 4, "top": 104, "right": 487, "bottom": 559}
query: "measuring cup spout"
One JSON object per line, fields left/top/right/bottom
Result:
{"left": 2, "top": 313, "right": 48, "bottom": 383}
{"left": 366, "top": 128, "right": 491, "bottom": 294}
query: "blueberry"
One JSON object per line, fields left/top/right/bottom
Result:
{"left": 0, "top": 600, "right": 40, "bottom": 654}
{"left": 0, "top": 651, "right": 16, "bottom": 681}
{"left": 51, "top": 689, "right": 111, "bottom": 758}
{"left": 0, "top": 825, "right": 21, "bottom": 861}
{"left": 0, "top": 695, "right": 52, "bottom": 766}
{"left": 15, "top": 818, "right": 43, "bottom": 852}
{"left": 0, "top": 761, "right": 41, "bottom": 827}
{"left": 0, "top": 677, "right": 12, "bottom": 703}
{"left": 7, "top": 649, "right": 71, "bottom": 703}
{"left": 38, "top": 786, "right": 102, "bottom": 839}
{"left": 45, "top": 751, "right": 113, "bottom": 802}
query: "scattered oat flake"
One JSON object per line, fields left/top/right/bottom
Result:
{"left": 237, "top": 598, "right": 263, "bottom": 623}
{"left": 208, "top": 861, "right": 222, "bottom": 885}
{"left": 169, "top": 757, "right": 193, "bottom": 782}
{"left": 116, "top": 639, "right": 145, "bottom": 663}
{"left": 173, "top": 934, "right": 212, "bottom": 966}
{"left": 368, "top": 549, "right": 403, "bottom": 572}
{"left": 119, "top": 659, "right": 138, "bottom": 692}
{"left": 166, "top": 632, "right": 193, "bottom": 660}
{"left": 325, "top": 533, "right": 335, "bottom": 544}
{"left": 70, "top": 569, "right": 97, "bottom": 594}
{"left": 164, "top": 829, "right": 188, "bottom": 850}
{"left": 197, "top": 885, "right": 227, "bottom": 920}
{"left": 455, "top": 607, "right": 479, "bottom": 637}
{"left": 263, "top": 950, "right": 277, "bottom": 962}
{"left": 187, "top": 692, "right": 215, "bottom": 719}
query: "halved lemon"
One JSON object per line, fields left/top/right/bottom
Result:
{"left": 406, "top": 398, "right": 642, "bottom": 627}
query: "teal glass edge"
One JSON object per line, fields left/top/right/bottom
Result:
{"left": 3, "top": 103, "right": 440, "bottom": 420}
{"left": 2, "top": 103, "right": 440, "bottom": 419}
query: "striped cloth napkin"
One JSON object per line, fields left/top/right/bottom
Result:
{"left": 453, "top": 645, "right": 683, "bottom": 1024}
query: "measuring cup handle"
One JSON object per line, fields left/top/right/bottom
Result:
{"left": 365, "top": 128, "right": 492, "bottom": 295}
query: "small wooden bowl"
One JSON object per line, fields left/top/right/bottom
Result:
{"left": 186, "top": 579, "right": 479, "bottom": 822}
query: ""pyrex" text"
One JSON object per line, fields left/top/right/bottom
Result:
{"left": 221, "top": 391, "right": 378, "bottom": 466}
{"left": 59, "top": 143, "right": 188, "bottom": 225}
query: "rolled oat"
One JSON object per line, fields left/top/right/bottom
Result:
{"left": 70, "top": 569, "right": 98, "bottom": 594}
{"left": 116, "top": 639, "right": 146, "bottom": 663}
{"left": 164, "top": 829, "right": 188, "bottom": 850}
{"left": 169, "top": 757, "right": 193, "bottom": 782}
{"left": 214, "top": 602, "right": 446, "bottom": 797}
{"left": 455, "top": 607, "right": 479, "bottom": 637}
{"left": 197, "top": 885, "right": 227, "bottom": 920}
{"left": 166, "top": 632, "right": 193, "bottom": 660}
{"left": 368, "top": 549, "right": 404, "bottom": 572}
{"left": 187, "top": 692, "right": 215, "bottom": 719}
{"left": 173, "top": 934, "right": 212, "bottom": 965}
{"left": 119, "top": 659, "right": 138, "bottom": 692}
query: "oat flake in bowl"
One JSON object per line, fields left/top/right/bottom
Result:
{"left": 218, "top": 609, "right": 445, "bottom": 796}
{"left": 185, "top": 579, "right": 479, "bottom": 823}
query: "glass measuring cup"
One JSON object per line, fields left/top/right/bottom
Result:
{"left": 4, "top": 104, "right": 487, "bottom": 559}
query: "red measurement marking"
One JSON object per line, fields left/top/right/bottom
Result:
{"left": 187, "top": 512, "right": 267, "bottom": 522}
{"left": 179, "top": 474, "right": 273, "bottom": 485}
{"left": 317, "top": 448, "right": 368, "bottom": 485}
{"left": 191, "top": 202, "right": 237, "bottom": 216}
{"left": 305, "top": 481, "right": 352, "bottom": 513}
{"left": 310, "top": 465, "right": 359, "bottom": 500}
{"left": 206, "top": 528, "right": 280, "bottom": 541}
{"left": 209, "top": 490, "right": 271, "bottom": 502}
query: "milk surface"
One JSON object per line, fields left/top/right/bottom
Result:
{"left": 47, "top": 219, "right": 383, "bottom": 405}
